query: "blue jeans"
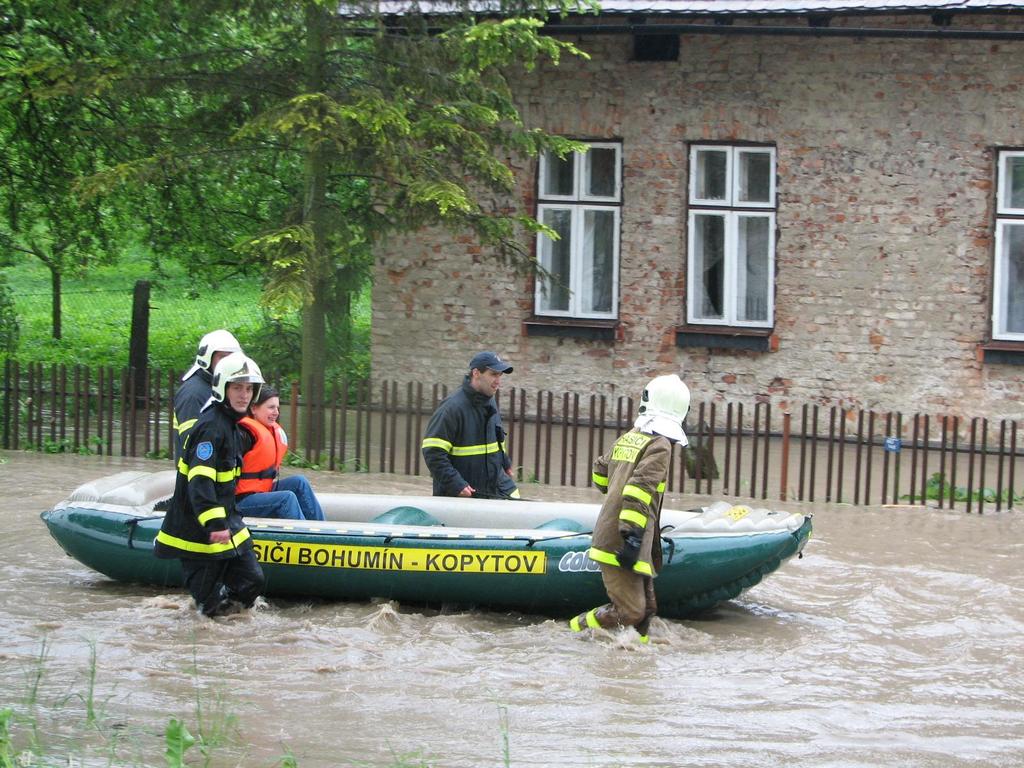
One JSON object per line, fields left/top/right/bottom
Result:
{"left": 237, "top": 475, "right": 325, "bottom": 521}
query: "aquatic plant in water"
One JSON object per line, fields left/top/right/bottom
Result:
{"left": 903, "top": 472, "right": 1024, "bottom": 504}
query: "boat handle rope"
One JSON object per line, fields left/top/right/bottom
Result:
{"left": 471, "top": 491, "right": 537, "bottom": 502}
{"left": 242, "top": 526, "right": 546, "bottom": 545}
{"left": 123, "top": 516, "right": 164, "bottom": 549}
{"left": 247, "top": 523, "right": 683, "bottom": 551}
{"left": 661, "top": 536, "right": 677, "bottom": 565}
{"left": 373, "top": 530, "right": 593, "bottom": 545}
{"left": 524, "top": 531, "right": 593, "bottom": 547}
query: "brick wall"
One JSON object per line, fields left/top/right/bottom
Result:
{"left": 372, "top": 16, "right": 1024, "bottom": 422}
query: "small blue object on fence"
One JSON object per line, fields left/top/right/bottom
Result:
{"left": 884, "top": 436, "right": 902, "bottom": 453}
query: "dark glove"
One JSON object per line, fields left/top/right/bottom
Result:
{"left": 617, "top": 534, "right": 642, "bottom": 570}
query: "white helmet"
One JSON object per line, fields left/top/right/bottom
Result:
{"left": 634, "top": 374, "right": 690, "bottom": 445}
{"left": 210, "top": 352, "right": 264, "bottom": 404}
{"left": 182, "top": 329, "right": 242, "bottom": 381}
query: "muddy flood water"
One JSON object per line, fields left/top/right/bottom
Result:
{"left": 2, "top": 450, "right": 1023, "bottom": 767}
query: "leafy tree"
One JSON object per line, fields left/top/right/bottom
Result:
{"left": 5, "top": 0, "right": 590, "bottom": 445}
{"left": 0, "top": 5, "right": 138, "bottom": 339}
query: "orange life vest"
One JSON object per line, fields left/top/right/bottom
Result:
{"left": 237, "top": 416, "right": 289, "bottom": 495}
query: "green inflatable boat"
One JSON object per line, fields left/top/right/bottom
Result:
{"left": 41, "top": 470, "right": 812, "bottom": 618}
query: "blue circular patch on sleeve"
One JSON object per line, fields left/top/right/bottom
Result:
{"left": 196, "top": 441, "right": 214, "bottom": 461}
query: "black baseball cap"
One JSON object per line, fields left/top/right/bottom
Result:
{"left": 469, "top": 350, "right": 513, "bottom": 374}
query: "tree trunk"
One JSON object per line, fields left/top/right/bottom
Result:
{"left": 299, "top": 0, "right": 329, "bottom": 455}
{"left": 300, "top": 288, "right": 327, "bottom": 455}
{"left": 50, "top": 265, "right": 62, "bottom": 340}
{"left": 129, "top": 280, "right": 150, "bottom": 409}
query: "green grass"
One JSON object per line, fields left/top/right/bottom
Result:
{"left": 2, "top": 252, "right": 370, "bottom": 382}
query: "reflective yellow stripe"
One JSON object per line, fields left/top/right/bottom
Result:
{"left": 197, "top": 506, "right": 227, "bottom": 525}
{"left": 619, "top": 509, "right": 648, "bottom": 528}
{"left": 588, "top": 547, "right": 619, "bottom": 566}
{"left": 422, "top": 438, "right": 504, "bottom": 456}
{"left": 189, "top": 465, "right": 217, "bottom": 482}
{"left": 585, "top": 609, "right": 601, "bottom": 629}
{"left": 187, "top": 465, "right": 239, "bottom": 483}
{"left": 509, "top": 488, "right": 521, "bottom": 499}
{"left": 450, "top": 442, "right": 500, "bottom": 457}
{"left": 176, "top": 417, "right": 197, "bottom": 435}
{"left": 569, "top": 615, "right": 582, "bottom": 632}
{"left": 588, "top": 547, "right": 653, "bottom": 576}
{"left": 638, "top": 634, "right": 650, "bottom": 644}
{"left": 656, "top": 481, "right": 666, "bottom": 493}
{"left": 422, "top": 437, "right": 453, "bottom": 452}
{"left": 177, "top": 458, "right": 189, "bottom": 476}
{"left": 592, "top": 473, "right": 608, "bottom": 488}
{"left": 155, "top": 527, "right": 251, "bottom": 555}
{"left": 623, "top": 484, "right": 652, "bottom": 506}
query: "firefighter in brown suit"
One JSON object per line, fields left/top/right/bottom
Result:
{"left": 570, "top": 374, "right": 690, "bottom": 643}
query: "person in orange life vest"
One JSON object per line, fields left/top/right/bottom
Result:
{"left": 235, "top": 386, "right": 325, "bottom": 521}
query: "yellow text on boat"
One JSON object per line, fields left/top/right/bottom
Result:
{"left": 252, "top": 541, "right": 547, "bottom": 575}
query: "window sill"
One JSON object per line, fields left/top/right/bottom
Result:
{"left": 676, "top": 326, "right": 774, "bottom": 352}
{"left": 979, "top": 341, "right": 1024, "bottom": 365}
{"left": 524, "top": 316, "right": 619, "bottom": 341}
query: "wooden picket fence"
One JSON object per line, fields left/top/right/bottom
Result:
{"left": 3, "top": 359, "right": 1022, "bottom": 513}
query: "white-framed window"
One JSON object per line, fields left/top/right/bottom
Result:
{"left": 687, "top": 144, "right": 776, "bottom": 327}
{"left": 993, "top": 150, "right": 1024, "bottom": 340}
{"left": 535, "top": 142, "right": 621, "bottom": 318}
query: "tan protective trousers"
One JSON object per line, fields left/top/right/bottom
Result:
{"left": 572, "top": 564, "right": 656, "bottom": 635}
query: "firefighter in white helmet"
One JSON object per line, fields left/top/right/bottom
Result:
{"left": 172, "top": 329, "right": 242, "bottom": 461}
{"left": 570, "top": 374, "right": 690, "bottom": 643}
{"left": 155, "top": 352, "right": 266, "bottom": 617}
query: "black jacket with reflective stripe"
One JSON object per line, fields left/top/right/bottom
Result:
{"left": 421, "top": 378, "right": 518, "bottom": 498}
{"left": 154, "top": 401, "right": 252, "bottom": 560}
{"left": 172, "top": 370, "right": 213, "bottom": 461}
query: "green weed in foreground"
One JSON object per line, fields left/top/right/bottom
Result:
{"left": 4, "top": 638, "right": 282, "bottom": 767}
{"left": 1, "top": 707, "right": 15, "bottom": 768}
{"left": 5, "top": 639, "right": 515, "bottom": 767}
{"left": 164, "top": 718, "right": 194, "bottom": 767}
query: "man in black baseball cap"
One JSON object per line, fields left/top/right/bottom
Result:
{"left": 421, "top": 350, "right": 520, "bottom": 499}
{"left": 468, "top": 350, "right": 513, "bottom": 375}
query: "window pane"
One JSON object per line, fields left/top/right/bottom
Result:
{"left": 736, "top": 216, "right": 771, "bottom": 323}
{"left": 1006, "top": 156, "right": 1024, "bottom": 210}
{"left": 695, "top": 150, "right": 728, "bottom": 201}
{"left": 693, "top": 214, "right": 725, "bottom": 320}
{"left": 737, "top": 151, "right": 772, "bottom": 204}
{"left": 585, "top": 147, "right": 617, "bottom": 198}
{"left": 1002, "top": 223, "right": 1024, "bottom": 334}
{"left": 538, "top": 208, "right": 572, "bottom": 312}
{"left": 541, "top": 151, "right": 575, "bottom": 197}
{"left": 582, "top": 210, "right": 615, "bottom": 313}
